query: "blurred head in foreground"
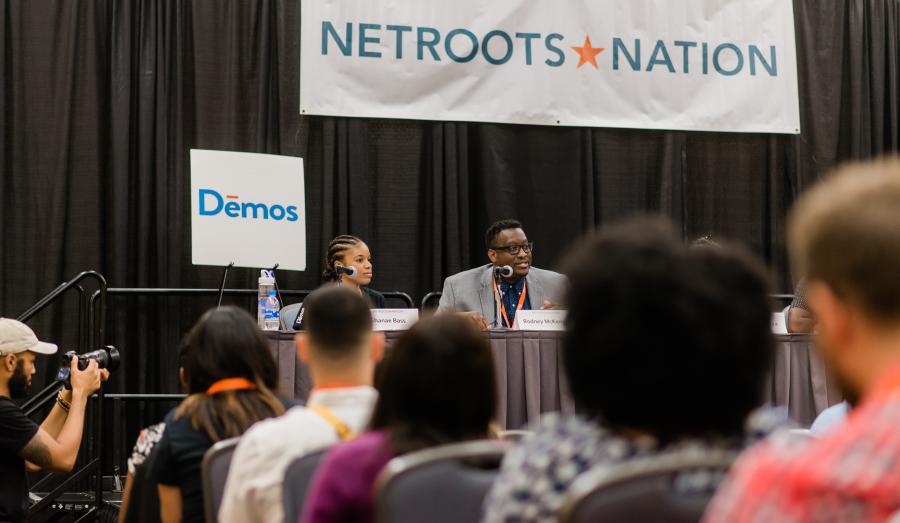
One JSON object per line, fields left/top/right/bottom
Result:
{"left": 789, "top": 156, "right": 900, "bottom": 400}
{"left": 370, "top": 314, "right": 497, "bottom": 454}
{"left": 562, "top": 216, "right": 773, "bottom": 443}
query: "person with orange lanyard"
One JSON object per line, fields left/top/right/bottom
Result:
{"left": 219, "top": 286, "right": 383, "bottom": 523}
{"left": 437, "top": 219, "right": 567, "bottom": 329}
{"left": 147, "top": 306, "right": 295, "bottom": 523}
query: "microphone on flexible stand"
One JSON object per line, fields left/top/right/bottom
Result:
{"left": 492, "top": 265, "right": 514, "bottom": 329}
{"left": 334, "top": 265, "right": 358, "bottom": 278}
{"left": 493, "top": 265, "right": 514, "bottom": 279}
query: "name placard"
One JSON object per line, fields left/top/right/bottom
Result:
{"left": 371, "top": 309, "right": 420, "bottom": 331}
{"left": 771, "top": 311, "right": 788, "bottom": 335}
{"left": 516, "top": 310, "right": 567, "bottom": 331}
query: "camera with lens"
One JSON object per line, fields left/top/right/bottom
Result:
{"left": 55, "top": 346, "right": 120, "bottom": 388}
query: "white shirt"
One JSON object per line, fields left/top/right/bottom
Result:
{"left": 218, "top": 386, "right": 378, "bottom": 523}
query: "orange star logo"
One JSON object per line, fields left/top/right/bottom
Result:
{"left": 571, "top": 36, "right": 604, "bottom": 69}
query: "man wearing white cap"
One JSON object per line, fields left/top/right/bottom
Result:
{"left": 0, "top": 318, "right": 106, "bottom": 523}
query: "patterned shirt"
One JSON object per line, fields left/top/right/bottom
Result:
{"left": 790, "top": 279, "right": 808, "bottom": 311}
{"left": 127, "top": 422, "right": 166, "bottom": 475}
{"left": 703, "top": 364, "right": 900, "bottom": 523}
{"left": 482, "top": 408, "right": 789, "bottom": 523}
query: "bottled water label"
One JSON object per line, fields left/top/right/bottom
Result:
{"left": 263, "top": 292, "right": 281, "bottom": 331}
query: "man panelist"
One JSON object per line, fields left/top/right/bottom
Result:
{"left": 437, "top": 219, "right": 566, "bottom": 330}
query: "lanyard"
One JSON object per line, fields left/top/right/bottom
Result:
{"left": 309, "top": 404, "right": 355, "bottom": 440}
{"left": 206, "top": 377, "right": 256, "bottom": 395}
{"left": 493, "top": 278, "right": 528, "bottom": 328}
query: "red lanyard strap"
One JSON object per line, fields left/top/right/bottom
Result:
{"left": 493, "top": 278, "right": 528, "bottom": 328}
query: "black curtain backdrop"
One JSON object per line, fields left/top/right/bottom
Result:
{"left": 1, "top": 0, "right": 899, "bottom": 404}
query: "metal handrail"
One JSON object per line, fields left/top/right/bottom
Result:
{"left": 18, "top": 271, "right": 107, "bottom": 520}
{"left": 17, "top": 271, "right": 107, "bottom": 324}
{"left": 22, "top": 382, "right": 63, "bottom": 416}
{"left": 27, "top": 458, "right": 99, "bottom": 517}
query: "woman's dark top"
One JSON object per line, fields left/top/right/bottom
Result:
{"left": 292, "top": 287, "right": 385, "bottom": 330}
{"left": 146, "top": 397, "right": 295, "bottom": 523}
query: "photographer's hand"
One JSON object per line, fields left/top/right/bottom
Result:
{"left": 70, "top": 358, "right": 103, "bottom": 396}
{"left": 19, "top": 357, "right": 102, "bottom": 472}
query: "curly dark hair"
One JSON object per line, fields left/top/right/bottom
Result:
{"left": 561, "top": 217, "right": 773, "bottom": 443}
{"left": 484, "top": 219, "right": 523, "bottom": 250}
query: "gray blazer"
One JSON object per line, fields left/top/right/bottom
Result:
{"left": 436, "top": 264, "right": 567, "bottom": 324}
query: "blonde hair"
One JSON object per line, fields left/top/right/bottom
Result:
{"left": 788, "top": 155, "right": 900, "bottom": 323}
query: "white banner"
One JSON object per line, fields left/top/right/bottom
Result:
{"left": 300, "top": 0, "right": 800, "bottom": 134}
{"left": 190, "top": 150, "right": 307, "bottom": 271}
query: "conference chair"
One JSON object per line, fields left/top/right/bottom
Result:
{"left": 497, "top": 430, "right": 534, "bottom": 442}
{"left": 421, "top": 292, "right": 443, "bottom": 310}
{"left": 558, "top": 448, "right": 738, "bottom": 523}
{"left": 201, "top": 436, "right": 241, "bottom": 523}
{"left": 282, "top": 449, "right": 328, "bottom": 523}
{"left": 374, "top": 440, "right": 507, "bottom": 523}
{"left": 281, "top": 302, "right": 303, "bottom": 330}
{"left": 382, "top": 291, "right": 416, "bottom": 308}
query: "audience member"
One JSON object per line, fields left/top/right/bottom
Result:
{"left": 293, "top": 235, "right": 384, "bottom": 329}
{"left": 119, "top": 422, "right": 165, "bottom": 523}
{"left": 219, "top": 287, "right": 384, "bottom": 523}
{"left": 482, "top": 217, "right": 781, "bottom": 522}
{"left": 808, "top": 401, "right": 850, "bottom": 436}
{"left": 301, "top": 314, "right": 497, "bottom": 523}
{"left": 0, "top": 318, "right": 106, "bottom": 523}
{"left": 437, "top": 219, "right": 566, "bottom": 329}
{"left": 704, "top": 157, "right": 900, "bottom": 522}
{"left": 147, "top": 306, "right": 291, "bottom": 523}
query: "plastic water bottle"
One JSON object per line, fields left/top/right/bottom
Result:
{"left": 257, "top": 271, "right": 275, "bottom": 328}
{"left": 264, "top": 290, "right": 281, "bottom": 331}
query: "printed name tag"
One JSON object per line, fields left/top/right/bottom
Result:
{"left": 371, "top": 309, "right": 419, "bottom": 331}
{"left": 515, "top": 310, "right": 567, "bottom": 331}
{"left": 771, "top": 311, "right": 788, "bottom": 335}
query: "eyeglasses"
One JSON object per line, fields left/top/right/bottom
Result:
{"left": 490, "top": 242, "right": 534, "bottom": 255}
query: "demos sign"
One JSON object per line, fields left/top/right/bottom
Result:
{"left": 190, "top": 150, "right": 307, "bottom": 271}
{"left": 300, "top": 0, "right": 800, "bottom": 134}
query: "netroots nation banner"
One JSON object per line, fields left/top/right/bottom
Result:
{"left": 300, "top": 0, "right": 801, "bottom": 134}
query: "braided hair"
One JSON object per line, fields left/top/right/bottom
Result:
{"left": 322, "top": 235, "right": 363, "bottom": 282}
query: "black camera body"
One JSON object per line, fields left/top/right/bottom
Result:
{"left": 56, "top": 346, "right": 120, "bottom": 387}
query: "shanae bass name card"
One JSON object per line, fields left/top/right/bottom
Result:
{"left": 371, "top": 309, "right": 420, "bottom": 331}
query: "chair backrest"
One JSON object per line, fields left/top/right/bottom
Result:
{"left": 374, "top": 439, "right": 507, "bottom": 523}
{"left": 123, "top": 450, "right": 162, "bottom": 523}
{"left": 282, "top": 449, "right": 328, "bottom": 523}
{"left": 201, "top": 437, "right": 241, "bottom": 523}
{"left": 382, "top": 291, "right": 415, "bottom": 309}
{"left": 558, "top": 448, "right": 738, "bottom": 523}
{"left": 281, "top": 302, "right": 303, "bottom": 330}
{"left": 421, "top": 292, "right": 443, "bottom": 310}
{"left": 497, "top": 430, "right": 535, "bottom": 443}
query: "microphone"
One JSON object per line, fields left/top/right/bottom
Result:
{"left": 334, "top": 265, "right": 358, "bottom": 277}
{"left": 493, "top": 265, "right": 514, "bottom": 279}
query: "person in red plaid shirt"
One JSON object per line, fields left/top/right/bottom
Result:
{"left": 704, "top": 157, "right": 900, "bottom": 523}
